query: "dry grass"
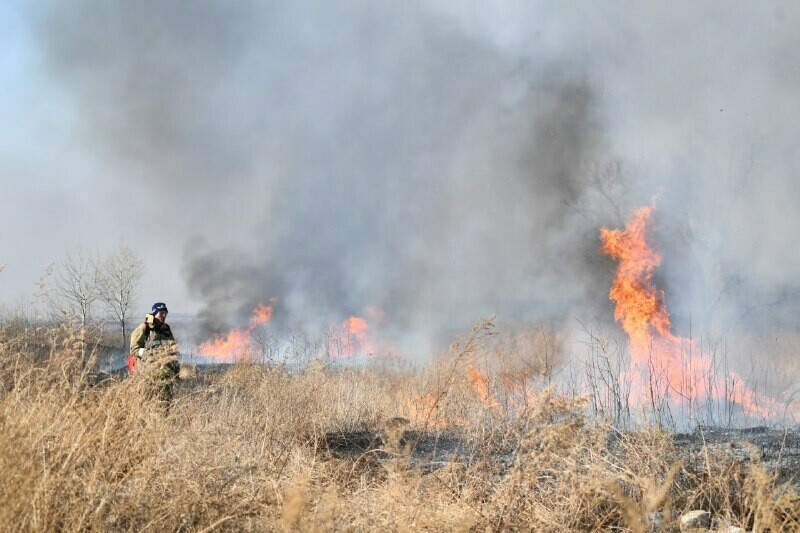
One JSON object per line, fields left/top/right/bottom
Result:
{"left": 1, "top": 321, "right": 799, "bottom": 532}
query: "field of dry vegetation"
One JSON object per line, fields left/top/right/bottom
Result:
{"left": 2, "top": 319, "right": 800, "bottom": 532}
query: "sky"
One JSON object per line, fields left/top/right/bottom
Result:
{"left": 2, "top": 1, "right": 800, "bottom": 352}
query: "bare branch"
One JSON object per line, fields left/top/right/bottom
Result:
{"left": 53, "top": 247, "right": 100, "bottom": 329}
{"left": 97, "top": 243, "right": 144, "bottom": 349}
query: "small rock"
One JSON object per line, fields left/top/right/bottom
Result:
{"left": 647, "top": 511, "right": 664, "bottom": 532}
{"left": 711, "top": 516, "right": 747, "bottom": 533}
{"left": 680, "top": 510, "right": 711, "bottom": 531}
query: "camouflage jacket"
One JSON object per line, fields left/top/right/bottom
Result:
{"left": 129, "top": 314, "right": 176, "bottom": 357}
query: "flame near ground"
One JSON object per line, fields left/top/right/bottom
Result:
{"left": 197, "top": 300, "right": 276, "bottom": 361}
{"left": 192, "top": 204, "right": 796, "bottom": 425}
{"left": 600, "top": 205, "right": 793, "bottom": 421}
{"left": 196, "top": 299, "right": 381, "bottom": 362}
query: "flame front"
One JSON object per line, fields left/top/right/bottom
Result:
{"left": 600, "top": 206, "right": 786, "bottom": 419}
{"left": 198, "top": 299, "right": 276, "bottom": 361}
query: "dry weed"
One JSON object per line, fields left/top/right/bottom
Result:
{"left": 0, "top": 321, "right": 796, "bottom": 531}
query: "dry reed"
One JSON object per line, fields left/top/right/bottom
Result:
{"left": 1, "top": 321, "right": 798, "bottom": 532}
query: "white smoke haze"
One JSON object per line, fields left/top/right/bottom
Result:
{"left": 8, "top": 1, "right": 800, "bottom": 358}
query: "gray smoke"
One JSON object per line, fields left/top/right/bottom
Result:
{"left": 27, "top": 1, "right": 800, "bottom": 351}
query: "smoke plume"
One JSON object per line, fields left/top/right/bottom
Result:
{"left": 27, "top": 1, "right": 800, "bottom": 352}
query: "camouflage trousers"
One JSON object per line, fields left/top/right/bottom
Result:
{"left": 132, "top": 346, "right": 180, "bottom": 408}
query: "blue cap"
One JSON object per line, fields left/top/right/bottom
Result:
{"left": 151, "top": 302, "right": 168, "bottom": 315}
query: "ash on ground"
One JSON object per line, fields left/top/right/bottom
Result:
{"left": 322, "top": 424, "right": 800, "bottom": 489}
{"left": 321, "top": 429, "right": 484, "bottom": 473}
{"left": 674, "top": 426, "right": 800, "bottom": 488}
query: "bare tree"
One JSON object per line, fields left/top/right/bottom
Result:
{"left": 98, "top": 243, "right": 144, "bottom": 349}
{"left": 51, "top": 248, "right": 101, "bottom": 364}
{"left": 53, "top": 248, "right": 100, "bottom": 329}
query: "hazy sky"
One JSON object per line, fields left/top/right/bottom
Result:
{"left": 2, "top": 2, "right": 800, "bottom": 349}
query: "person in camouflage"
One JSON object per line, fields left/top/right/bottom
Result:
{"left": 129, "top": 302, "right": 180, "bottom": 404}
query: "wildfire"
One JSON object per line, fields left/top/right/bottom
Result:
{"left": 344, "top": 316, "right": 369, "bottom": 352}
{"left": 600, "top": 206, "right": 786, "bottom": 419}
{"left": 330, "top": 314, "right": 380, "bottom": 358}
{"left": 404, "top": 391, "right": 448, "bottom": 428}
{"left": 600, "top": 206, "right": 672, "bottom": 346}
{"left": 466, "top": 367, "right": 492, "bottom": 405}
{"left": 198, "top": 299, "right": 276, "bottom": 361}
{"left": 466, "top": 366, "right": 544, "bottom": 415}
{"left": 250, "top": 303, "right": 274, "bottom": 326}
{"left": 599, "top": 206, "right": 687, "bottom": 394}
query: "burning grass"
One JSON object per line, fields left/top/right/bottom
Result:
{"left": 1, "top": 322, "right": 800, "bottom": 531}
{"left": 600, "top": 204, "right": 799, "bottom": 423}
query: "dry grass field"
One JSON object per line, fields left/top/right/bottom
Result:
{"left": 1, "top": 320, "right": 799, "bottom": 532}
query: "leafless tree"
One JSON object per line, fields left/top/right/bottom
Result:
{"left": 98, "top": 243, "right": 144, "bottom": 349}
{"left": 53, "top": 248, "right": 100, "bottom": 329}
{"left": 51, "top": 248, "right": 101, "bottom": 363}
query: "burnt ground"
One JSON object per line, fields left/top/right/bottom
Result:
{"left": 90, "top": 364, "right": 800, "bottom": 489}
{"left": 673, "top": 426, "right": 800, "bottom": 488}
{"left": 321, "top": 429, "right": 480, "bottom": 473}
{"left": 321, "top": 425, "right": 800, "bottom": 490}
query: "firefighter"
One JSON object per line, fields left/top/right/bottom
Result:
{"left": 129, "top": 302, "right": 180, "bottom": 403}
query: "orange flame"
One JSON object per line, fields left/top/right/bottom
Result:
{"left": 600, "top": 206, "right": 672, "bottom": 346}
{"left": 404, "top": 391, "right": 444, "bottom": 428}
{"left": 249, "top": 304, "right": 274, "bottom": 327}
{"left": 345, "top": 316, "right": 368, "bottom": 341}
{"left": 198, "top": 299, "right": 276, "bottom": 361}
{"left": 600, "top": 205, "right": 687, "bottom": 395}
{"left": 601, "top": 206, "right": 785, "bottom": 419}
{"left": 404, "top": 389, "right": 468, "bottom": 428}
{"left": 466, "top": 367, "right": 492, "bottom": 405}
{"left": 467, "top": 366, "right": 545, "bottom": 414}
{"left": 331, "top": 315, "right": 378, "bottom": 357}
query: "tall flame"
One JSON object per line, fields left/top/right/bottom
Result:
{"left": 600, "top": 206, "right": 672, "bottom": 346}
{"left": 599, "top": 205, "right": 687, "bottom": 395}
{"left": 600, "top": 206, "right": 786, "bottom": 419}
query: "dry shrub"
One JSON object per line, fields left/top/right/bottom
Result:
{"left": 1, "top": 320, "right": 798, "bottom": 531}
